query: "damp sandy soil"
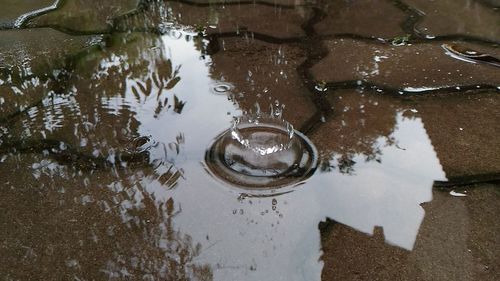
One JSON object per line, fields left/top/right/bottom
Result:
{"left": 0, "top": 1, "right": 499, "bottom": 280}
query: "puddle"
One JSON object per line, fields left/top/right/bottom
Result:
{"left": 0, "top": 1, "right": 498, "bottom": 280}
{"left": 0, "top": 29, "right": 446, "bottom": 280}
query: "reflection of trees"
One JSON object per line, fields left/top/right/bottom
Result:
{"left": 1, "top": 31, "right": 187, "bottom": 186}
{"left": 313, "top": 90, "right": 400, "bottom": 174}
{"left": 0, "top": 154, "right": 212, "bottom": 280}
{"left": 100, "top": 178, "right": 212, "bottom": 280}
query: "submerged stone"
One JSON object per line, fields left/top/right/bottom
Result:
{"left": 314, "top": 0, "right": 407, "bottom": 39}
{"left": 182, "top": 0, "right": 307, "bottom": 5}
{"left": 0, "top": 0, "right": 55, "bottom": 28}
{"left": 25, "top": 0, "right": 140, "bottom": 32}
{"left": 210, "top": 37, "right": 317, "bottom": 129}
{"left": 404, "top": 0, "right": 500, "bottom": 41}
{"left": 414, "top": 91, "right": 500, "bottom": 179}
{"left": 479, "top": 0, "right": 500, "bottom": 7}
{"left": 310, "top": 39, "right": 500, "bottom": 91}
{"left": 161, "top": 1, "right": 311, "bottom": 39}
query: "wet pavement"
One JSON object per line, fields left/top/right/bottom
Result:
{"left": 0, "top": 0, "right": 499, "bottom": 280}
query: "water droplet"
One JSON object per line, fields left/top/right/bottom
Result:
{"left": 205, "top": 104, "right": 318, "bottom": 191}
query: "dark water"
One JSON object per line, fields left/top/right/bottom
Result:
{"left": 1, "top": 1, "right": 499, "bottom": 280}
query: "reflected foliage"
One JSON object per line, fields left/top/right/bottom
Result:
{"left": 314, "top": 90, "right": 401, "bottom": 175}
{"left": 1, "top": 32, "right": 186, "bottom": 182}
{"left": 0, "top": 154, "right": 212, "bottom": 280}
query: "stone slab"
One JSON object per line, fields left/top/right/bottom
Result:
{"left": 210, "top": 37, "right": 317, "bottom": 129}
{"left": 26, "top": 0, "right": 139, "bottom": 32}
{"left": 166, "top": 1, "right": 311, "bottom": 39}
{"left": 314, "top": 0, "right": 407, "bottom": 39}
{"left": 310, "top": 39, "right": 500, "bottom": 91}
{"left": 0, "top": 0, "right": 55, "bottom": 28}
{"left": 413, "top": 91, "right": 500, "bottom": 178}
{"left": 404, "top": 0, "right": 500, "bottom": 42}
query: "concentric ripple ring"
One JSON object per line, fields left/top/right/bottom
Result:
{"left": 205, "top": 121, "right": 318, "bottom": 193}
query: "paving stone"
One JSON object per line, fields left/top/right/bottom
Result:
{"left": 404, "top": 0, "right": 500, "bottom": 41}
{"left": 182, "top": 0, "right": 306, "bottom": 5}
{"left": 164, "top": 1, "right": 311, "bottom": 39}
{"left": 114, "top": 1, "right": 311, "bottom": 39}
{"left": 310, "top": 39, "right": 500, "bottom": 91}
{"left": 0, "top": 0, "right": 55, "bottom": 28}
{"left": 0, "top": 29, "right": 91, "bottom": 119}
{"left": 314, "top": 0, "right": 407, "bottom": 39}
{"left": 25, "top": 0, "right": 139, "bottom": 32}
{"left": 479, "top": 0, "right": 500, "bottom": 7}
{"left": 413, "top": 91, "right": 500, "bottom": 179}
{"left": 321, "top": 184, "right": 500, "bottom": 281}
{"left": 210, "top": 37, "right": 317, "bottom": 129}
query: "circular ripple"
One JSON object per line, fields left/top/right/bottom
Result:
{"left": 205, "top": 121, "right": 318, "bottom": 192}
{"left": 211, "top": 83, "right": 233, "bottom": 94}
